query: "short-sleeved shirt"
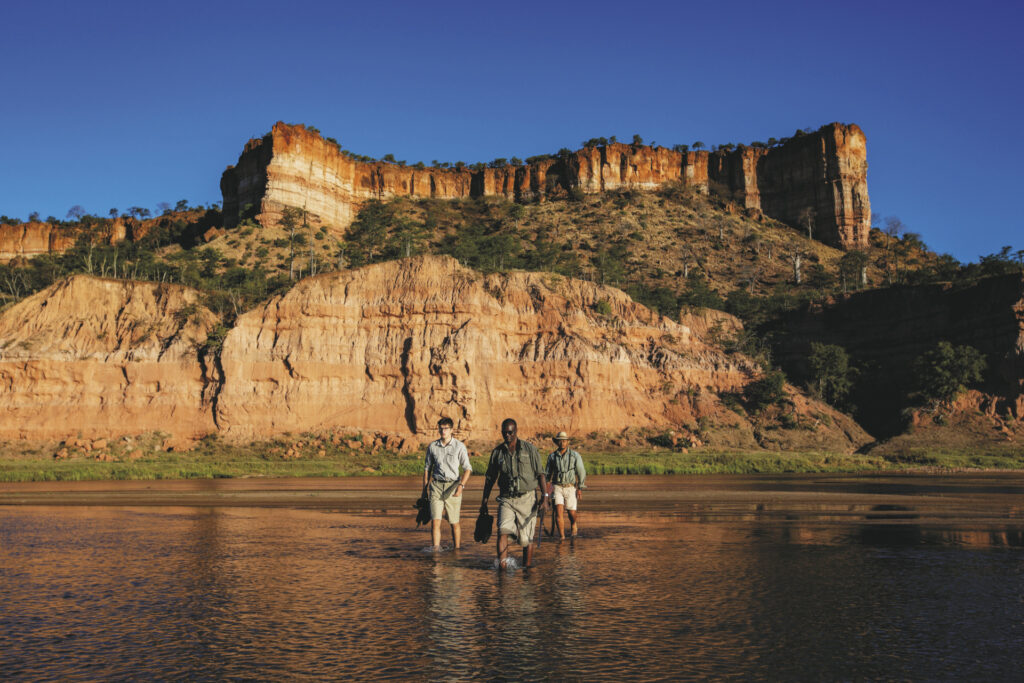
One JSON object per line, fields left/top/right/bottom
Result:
{"left": 546, "top": 448, "right": 586, "bottom": 488}
{"left": 424, "top": 437, "right": 471, "bottom": 482}
{"left": 486, "top": 440, "right": 543, "bottom": 497}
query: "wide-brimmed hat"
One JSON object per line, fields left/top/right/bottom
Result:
{"left": 552, "top": 431, "right": 570, "bottom": 442}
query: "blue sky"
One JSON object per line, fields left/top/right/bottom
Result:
{"left": 2, "top": 0, "right": 1020, "bottom": 262}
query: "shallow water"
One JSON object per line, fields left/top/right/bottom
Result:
{"left": 2, "top": 474, "right": 1023, "bottom": 680}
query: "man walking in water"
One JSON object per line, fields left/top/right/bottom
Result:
{"left": 423, "top": 417, "right": 472, "bottom": 549}
{"left": 480, "top": 418, "right": 548, "bottom": 568}
{"left": 546, "top": 431, "right": 587, "bottom": 539}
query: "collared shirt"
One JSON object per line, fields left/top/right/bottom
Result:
{"left": 424, "top": 437, "right": 471, "bottom": 481}
{"left": 485, "top": 440, "right": 543, "bottom": 497}
{"left": 546, "top": 448, "right": 586, "bottom": 488}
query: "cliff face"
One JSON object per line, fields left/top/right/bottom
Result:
{"left": 214, "top": 255, "right": 762, "bottom": 441}
{"left": 772, "top": 274, "right": 1024, "bottom": 434}
{"left": 755, "top": 124, "right": 871, "bottom": 249}
{"left": 0, "top": 216, "right": 185, "bottom": 264}
{"left": 0, "top": 276, "right": 219, "bottom": 439}
{"left": 0, "top": 257, "right": 869, "bottom": 450}
{"left": 221, "top": 122, "right": 869, "bottom": 249}
{"left": 0, "top": 222, "right": 79, "bottom": 263}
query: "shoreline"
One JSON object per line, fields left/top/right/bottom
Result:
{"left": 1, "top": 448, "right": 1023, "bottom": 485}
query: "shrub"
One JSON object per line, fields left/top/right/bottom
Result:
{"left": 744, "top": 370, "right": 787, "bottom": 410}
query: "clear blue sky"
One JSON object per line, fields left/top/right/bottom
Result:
{"left": 2, "top": 0, "right": 1020, "bottom": 262}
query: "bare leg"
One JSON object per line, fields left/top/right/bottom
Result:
{"left": 555, "top": 504, "right": 566, "bottom": 539}
{"left": 451, "top": 521, "right": 461, "bottom": 549}
{"left": 523, "top": 542, "right": 534, "bottom": 568}
{"left": 431, "top": 519, "right": 442, "bottom": 547}
{"left": 567, "top": 509, "right": 579, "bottom": 536}
{"left": 496, "top": 533, "right": 510, "bottom": 566}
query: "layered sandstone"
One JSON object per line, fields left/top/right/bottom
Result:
{"left": 0, "top": 259, "right": 870, "bottom": 450}
{"left": 0, "top": 276, "right": 219, "bottom": 439}
{"left": 214, "top": 255, "right": 868, "bottom": 448}
{"left": 0, "top": 213, "right": 216, "bottom": 264}
{"left": 221, "top": 122, "right": 870, "bottom": 249}
{"left": 0, "top": 222, "right": 79, "bottom": 263}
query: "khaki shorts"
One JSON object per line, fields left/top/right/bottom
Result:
{"left": 497, "top": 492, "right": 538, "bottom": 547}
{"left": 428, "top": 480, "right": 463, "bottom": 523}
{"left": 552, "top": 484, "right": 578, "bottom": 511}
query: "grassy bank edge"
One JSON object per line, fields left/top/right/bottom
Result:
{"left": 2, "top": 446, "right": 1023, "bottom": 483}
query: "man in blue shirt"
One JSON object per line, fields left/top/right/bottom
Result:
{"left": 423, "top": 417, "right": 472, "bottom": 549}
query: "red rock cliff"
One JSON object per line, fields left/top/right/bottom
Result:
{"left": 221, "top": 122, "right": 870, "bottom": 249}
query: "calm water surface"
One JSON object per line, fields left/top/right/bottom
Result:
{"left": 2, "top": 474, "right": 1023, "bottom": 681}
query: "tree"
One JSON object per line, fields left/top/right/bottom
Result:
{"left": 808, "top": 343, "right": 855, "bottom": 406}
{"left": 692, "top": 141, "right": 705, "bottom": 150}
{"left": 912, "top": 341, "right": 986, "bottom": 404}
{"left": 67, "top": 205, "right": 86, "bottom": 221}
{"left": 109, "top": 208, "right": 119, "bottom": 218}
{"left": 838, "top": 250, "right": 870, "bottom": 292}
{"left": 798, "top": 207, "right": 816, "bottom": 241}
{"left": 883, "top": 216, "right": 905, "bottom": 284}
{"left": 280, "top": 207, "right": 305, "bottom": 280}
{"left": 175, "top": 199, "right": 189, "bottom": 212}
{"left": 157, "top": 202, "right": 172, "bottom": 216}
{"left": 790, "top": 250, "right": 804, "bottom": 285}
{"left": 632, "top": 134, "right": 644, "bottom": 146}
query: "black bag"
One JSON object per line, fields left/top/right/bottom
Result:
{"left": 414, "top": 496, "right": 431, "bottom": 527}
{"left": 474, "top": 510, "right": 493, "bottom": 543}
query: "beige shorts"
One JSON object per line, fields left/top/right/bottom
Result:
{"left": 552, "top": 484, "right": 578, "bottom": 511}
{"left": 428, "top": 480, "right": 463, "bottom": 523}
{"left": 497, "top": 492, "right": 538, "bottom": 547}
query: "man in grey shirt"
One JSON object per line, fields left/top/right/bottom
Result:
{"left": 423, "top": 416, "right": 472, "bottom": 549}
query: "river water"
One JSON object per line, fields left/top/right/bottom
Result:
{"left": 2, "top": 474, "right": 1023, "bottom": 680}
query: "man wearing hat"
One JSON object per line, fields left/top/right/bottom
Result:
{"left": 546, "top": 431, "right": 587, "bottom": 539}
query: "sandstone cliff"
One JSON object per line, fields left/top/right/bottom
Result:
{"left": 0, "top": 257, "right": 869, "bottom": 450}
{"left": 0, "top": 276, "right": 219, "bottom": 439}
{"left": 0, "top": 222, "right": 80, "bottom": 263}
{"left": 0, "top": 212, "right": 215, "bottom": 264}
{"left": 221, "top": 122, "right": 870, "bottom": 249}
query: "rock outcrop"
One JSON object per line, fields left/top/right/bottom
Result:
{"left": 0, "top": 257, "right": 870, "bottom": 450}
{"left": 0, "top": 276, "right": 219, "bottom": 439}
{"left": 0, "top": 212, "right": 216, "bottom": 264}
{"left": 221, "top": 122, "right": 870, "bottom": 249}
{"left": 0, "top": 222, "right": 79, "bottom": 263}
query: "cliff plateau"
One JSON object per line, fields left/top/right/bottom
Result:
{"left": 221, "top": 122, "right": 870, "bottom": 249}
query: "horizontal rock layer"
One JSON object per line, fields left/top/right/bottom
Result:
{"left": 0, "top": 257, "right": 869, "bottom": 449}
{"left": 221, "top": 122, "right": 870, "bottom": 249}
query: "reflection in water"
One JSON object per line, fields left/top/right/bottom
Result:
{"left": 1, "top": 476, "right": 1023, "bottom": 680}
